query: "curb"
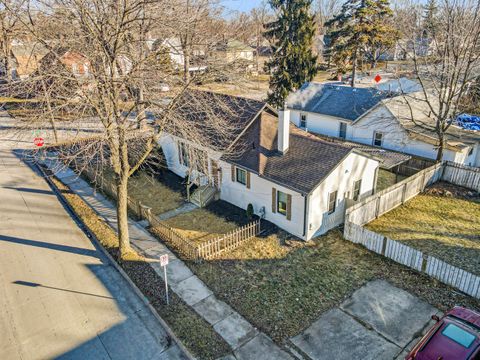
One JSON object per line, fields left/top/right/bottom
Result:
{"left": 36, "top": 162, "right": 196, "bottom": 360}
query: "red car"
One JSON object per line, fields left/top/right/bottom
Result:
{"left": 406, "top": 306, "right": 480, "bottom": 360}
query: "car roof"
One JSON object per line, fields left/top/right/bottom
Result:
{"left": 448, "top": 307, "right": 480, "bottom": 330}
{"left": 417, "top": 316, "right": 480, "bottom": 360}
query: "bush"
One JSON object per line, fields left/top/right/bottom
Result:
{"left": 246, "top": 203, "right": 254, "bottom": 220}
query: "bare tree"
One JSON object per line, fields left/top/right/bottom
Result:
{"left": 399, "top": 0, "right": 480, "bottom": 161}
{"left": 3, "top": 0, "right": 246, "bottom": 259}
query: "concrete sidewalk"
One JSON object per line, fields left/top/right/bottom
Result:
{"left": 0, "top": 147, "right": 188, "bottom": 359}
{"left": 41, "top": 155, "right": 293, "bottom": 360}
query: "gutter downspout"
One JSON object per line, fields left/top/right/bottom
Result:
{"left": 303, "top": 193, "right": 309, "bottom": 239}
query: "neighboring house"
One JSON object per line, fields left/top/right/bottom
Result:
{"left": 287, "top": 83, "right": 480, "bottom": 167}
{"left": 216, "top": 39, "right": 255, "bottom": 63}
{"left": 157, "top": 38, "right": 207, "bottom": 72}
{"left": 158, "top": 91, "right": 381, "bottom": 240}
{"left": 9, "top": 42, "right": 49, "bottom": 79}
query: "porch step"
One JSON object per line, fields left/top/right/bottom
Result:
{"left": 190, "top": 185, "right": 217, "bottom": 207}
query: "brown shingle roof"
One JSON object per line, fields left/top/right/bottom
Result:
{"left": 223, "top": 112, "right": 365, "bottom": 194}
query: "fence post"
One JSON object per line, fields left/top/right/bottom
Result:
{"left": 421, "top": 254, "right": 428, "bottom": 273}
{"left": 375, "top": 196, "right": 381, "bottom": 218}
{"left": 381, "top": 237, "right": 387, "bottom": 255}
{"left": 401, "top": 183, "right": 407, "bottom": 204}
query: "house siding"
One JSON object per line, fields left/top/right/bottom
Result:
{"left": 306, "top": 152, "right": 379, "bottom": 239}
{"left": 290, "top": 106, "right": 478, "bottom": 166}
{"left": 218, "top": 161, "right": 307, "bottom": 239}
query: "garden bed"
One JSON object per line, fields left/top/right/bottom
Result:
{"left": 366, "top": 182, "right": 480, "bottom": 275}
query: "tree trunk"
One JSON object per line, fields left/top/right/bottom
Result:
{"left": 116, "top": 129, "right": 132, "bottom": 258}
{"left": 136, "top": 85, "right": 147, "bottom": 130}
{"left": 183, "top": 47, "right": 190, "bottom": 83}
{"left": 350, "top": 47, "right": 357, "bottom": 87}
{"left": 436, "top": 135, "right": 444, "bottom": 162}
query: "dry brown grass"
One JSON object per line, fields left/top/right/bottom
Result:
{"left": 162, "top": 208, "right": 239, "bottom": 244}
{"left": 189, "top": 229, "right": 480, "bottom": 344}
{"left": 366, "top": 190, "right": 480, "bottom": 275}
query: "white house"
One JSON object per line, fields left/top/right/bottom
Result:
{"left": 287, "top": 83, "right": 480, "bottom": 167}
{"left": 159, "top": 91, "right": 382, "bottom": 240}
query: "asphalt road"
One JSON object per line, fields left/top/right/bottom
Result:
{"left": 0, "top": 118, "right": 187, "bottom": 359}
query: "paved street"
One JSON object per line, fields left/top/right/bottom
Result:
{"left": 0, "top": 125, "right": 187, "bottom": 359}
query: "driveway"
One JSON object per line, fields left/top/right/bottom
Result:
{"left": 0, "top": 124, "right": 187, "bottom": 359}
{"left": 291, "top": 280, "right": 440, "bottom": 360}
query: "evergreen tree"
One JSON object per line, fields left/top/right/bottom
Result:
{"left": 264, "top": 0, "right": 318, "bottom": 108}
{"left": 422, "top": 0, "right": 439, "bottom": 38}
{"left": 325, "top": 0, "right": 394, "bottom": 87}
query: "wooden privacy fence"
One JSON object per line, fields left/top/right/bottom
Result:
{"left": 344, "top": 161, "right": 480, "bottom": 299}
{"left": 443, "top": 161, "right": 480, "bottom": 192}
{"left": 347, "top": 163, "right": 444, "bottom": 226}
{"left": 344, "top": 222, "right": 480, "bottom": 299}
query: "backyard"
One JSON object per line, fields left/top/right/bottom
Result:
{"left": 366, "top": 182, "right": 480, "bottom": 275}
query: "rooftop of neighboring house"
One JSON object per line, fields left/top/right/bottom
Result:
{"left": 287, "top": 82, "right": 391, "bottom": 121}
{"left": 216, "top": 39, "right": 255, "bottom": 53}
{"left": 223, "top": 110, "right": 378, "bottom": 194}
{"left": 11, "top": 42, "right": 49, "bottom": 76}
{"left": 382, "top": 93, "right": 480, "bottom": 149}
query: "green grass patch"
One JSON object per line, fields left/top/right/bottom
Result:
{"left": 366, "top": 185, "right": 480, "bottom": 275}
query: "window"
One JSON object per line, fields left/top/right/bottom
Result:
{"left": 353, "top": 180, "right": 362, "bottom": 201}
{"left": 339, "top": 122, "right": 347, "bottom": 139}
{"left": 373, "top": 131, "right": 383, "bottom": 147}
{"left": 277, "top": 190, "right": 288, "bottom": 216}
{"left": 328, "top": 191, "right": 337, "bottom": 214}
{"left": 300, "top": 114, "right": 307, "bottom": 128}
{"left": 178, "top": 141, "right": 190, "bottom": 167}
{"left": 236, "top": 168, "right": 247, "bottom": 185}
{"left": 468, "top": 147, "right": 474, "bottom": 156}
{"left": 441, "top": 323, "right": 476, "bottom": 348}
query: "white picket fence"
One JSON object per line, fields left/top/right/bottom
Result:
{"left": 344, "top": 222, "right": 480, "bottom": 299}
{"left": 343, "top": 161, "right": 480, "bottom": 299}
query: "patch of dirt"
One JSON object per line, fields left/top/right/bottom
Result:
{"left": 425, "top": 181, "right": 480, "bottom": 202}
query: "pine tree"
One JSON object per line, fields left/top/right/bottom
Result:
{"left": 422, "top": 0, "right": 439, "bottom": 38}
{"left": 264, "top": 0, "right": 318, "bottom": 108}
{"left": 325, "top": 0, "right": 395, "bottom": 87}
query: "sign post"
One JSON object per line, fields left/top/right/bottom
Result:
{"left": 160, "top": 254, "right": 169, "bottom": 305}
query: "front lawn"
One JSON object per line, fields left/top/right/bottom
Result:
{"left": 366, "top": 182, "right": 480, "bottom": 275}
{"left": 188, "top": 229, "right": 480, "bottom": 344}
{"left": 162, "top": 200, "right": 257, "bottom": 244}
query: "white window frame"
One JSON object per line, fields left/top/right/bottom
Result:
{"left": 373, "top": 131, "right": 383, "bottom": 147}
{"left": 236, "top": 167, "right": 247, "bottom": 185}
{"left": 300, "top": 113, "right": 307, "bottom": 128}
{"left": 353, "top": 179, "right": 362, "bottom": 201}
{"left": 327, "top": 191, "right": 337, "bottom": 214}
{"left": 339, "top": 122, "right": 347, "bottom": 139}
{"left": 277, "top": 190, "right": 288, "bottom": 216}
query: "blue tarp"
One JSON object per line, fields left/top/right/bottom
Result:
{"left": 456, "top": 113, "right": 480, "bottom": 131}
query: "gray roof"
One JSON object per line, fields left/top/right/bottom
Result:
{"left": 287, "top": 83, "right": 390, "bottom": 121}
{"left": 223, "top": 112, "right": 374, "bottom": 194}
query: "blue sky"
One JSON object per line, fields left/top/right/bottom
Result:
{"left": 222, "top": 0, "right": 264, "bottom": 14}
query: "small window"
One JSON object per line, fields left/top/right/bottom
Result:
{"left": 441, "top": 323, "right": 476, "bottom": 348}
{"left": 328, "top": 191, "right": 337, "bottom": 214}
{"left": 277, "top": 190, "right": 288, "bottom": 216}
{"left": 353, "top": 179, "right": 362, "bottom": 201}
{"left": 339, "top": 122, "right": 347, "bottom": 139}
{"left": 236, "top": 168, "right": 247, "bottom": 185}
{"left": 468, "top": 147, "right": 474, "bottom": 156}
{"left": 300, "top": 114, "right": 307, "bottom": 128}
{"left": 178, "top": 141, "right": 190, "bottom": 167}
{"left": 373, "top": 131, "right": 383, "bottom": 147}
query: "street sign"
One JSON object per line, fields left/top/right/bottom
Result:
{"left": 160, "top": 254, "right": 169, "bottom": 267}
{"left": 33, "top": 137, "right": 44, "bottom": 147}
{"left": 374, "top": 74, "right": 382, "bottom": 83}
{"left": 160, "top": 254, "right": 169, "bottom": 305}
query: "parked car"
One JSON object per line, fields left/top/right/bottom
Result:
{"left": 406, "top": 306, "right": 480, "bottom": 360}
